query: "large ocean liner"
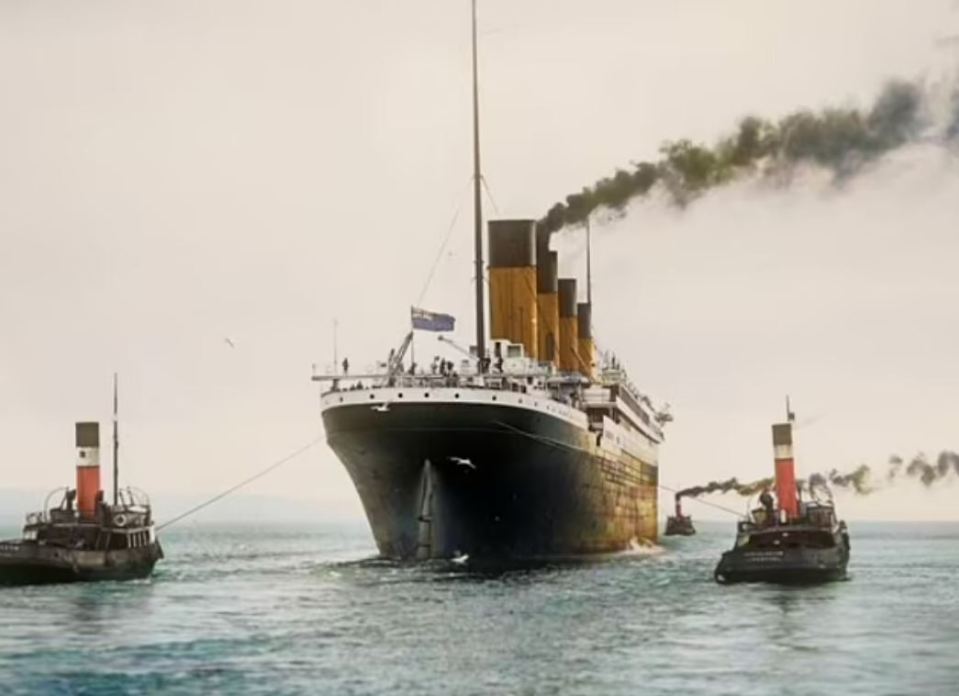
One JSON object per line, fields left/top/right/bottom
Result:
{"left": 313, "top": 1, "right": 670, "bottom": 560}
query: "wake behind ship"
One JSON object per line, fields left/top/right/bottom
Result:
{"left": 314, "top": 2, "right": 669, "bottom": 561}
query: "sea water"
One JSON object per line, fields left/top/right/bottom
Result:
{"left": 1, "top": 521, "right": 957, "bottom": 695}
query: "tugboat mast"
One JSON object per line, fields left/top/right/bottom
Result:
{"left": 112, "top": 373, "right": 119, "bottom": 506}
{"left": 471, "top": 0, "right": 486, "bottom": 369}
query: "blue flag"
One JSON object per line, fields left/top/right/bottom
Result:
{"left": 411, "top": 306, "right": 455, "bottom": 332}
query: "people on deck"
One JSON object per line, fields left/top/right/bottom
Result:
{"left": 759, "top": 487, "right": 775, "bottom": 525}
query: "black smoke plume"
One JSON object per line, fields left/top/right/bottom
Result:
{"left": 807, "top": 465, "right": 874, "bottom": 495}
{"left": 676, "top": 476, "right": 773, "bottom": 500}
{"left": 891, "top": 451, "right": 959, "bottom": 486}
{"left": 540, "top": 78, "right": 956, "bottom": 235}
{"left": 677, "top": 451, "right": 959, "bottom": 501}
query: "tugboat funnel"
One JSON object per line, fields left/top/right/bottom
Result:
{"left": 75, "top": 422, "right": 101, "bottom": 519}
{"left": 772, "top": 422, "right": 798, "bottom": 520}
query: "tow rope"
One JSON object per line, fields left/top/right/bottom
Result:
{"left": 156, "top": 435, "right": 325, "bottom": 531}
{"left": 495, "top": 419, "right": 743, "bottom": 518}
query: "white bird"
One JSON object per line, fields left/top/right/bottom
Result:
{"left": 224, "top": 337, "right": 236, "bottom": 349}
{"left": 449, "top": 456, "right": 476, "bottom": 470}
{"left": 371, "top": 402, "right": 391, "bottom": 413}
{"left": 451, "top": 552, "right": 469, "bottom": 565}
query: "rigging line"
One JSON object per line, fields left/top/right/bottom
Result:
{"left": 415, "top": 177, "right": 475, "bottom": 306}
{"left": 468, "top": 273, "right": 491, "bottom": 287}
{"left": 493, "top": 420, "right": 652, "bottom": 485}
{"left": 494, "top": 419, "right": 587, "bottom": 457}
{"left": 657, "top": 483, "right": 744, "bottom": 518}
{"left": 156, "top": 436, "right": 325, "bottom": 532}
{"left": 480, "top": 175, "right": 500, "bottom": 216}
{"left": 495, "top": 420, "right": 743, "bottom": 518}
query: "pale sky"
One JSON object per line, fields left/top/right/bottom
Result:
{"left": 1, "top": 1, "right": 957, "bottom": 523}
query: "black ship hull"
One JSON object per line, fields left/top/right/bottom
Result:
{"left": 714, "top": 545, "right": 848, "bottom": 584}
{"left": 0, "top": 542, "right": 163, "bottom": 587}
{"left": 323, "top": 400, "right": 658, "bottom": 560}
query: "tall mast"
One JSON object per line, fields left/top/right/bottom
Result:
{"left": 112, "top": 372, "right": 119, "bottom": 506}
{"left": 585, "top": 215, "right": 592, "bottom": 305}
{"left": 471, "top": 0, "right": 486, "bottom": 368}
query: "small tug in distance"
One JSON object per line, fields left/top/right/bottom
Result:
{"left": 0, "top": 379, "right": 163, "bottom": 586}
{"left": 664, "top": 495, "right": 696, "bottom": 536}
{"left": 714, "top": 404, "right": 850, "bottom": 584}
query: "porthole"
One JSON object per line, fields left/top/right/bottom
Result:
{"left": 339, "top": 397, "right": 344, "bottom": 403}
{"left": 492, "top": 395, "right": 497, "bottom": 402}
{"left": 424, "top": 392, "right": 430, "bottom": 398}
{"left": 454, "top": 393, "right": 460, "bottom": 399}
{"left": 369, "top": 394, "right": 375, "bottom": 400}
{"left": 398, "top": 393, "right": 404, "bottom": 398}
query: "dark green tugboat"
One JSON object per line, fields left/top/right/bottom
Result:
{"left": 0, "top": 380, "right": 163, "bottom": 587}
{"left": 714, "top": 407, "right": 850, "bottom": 584}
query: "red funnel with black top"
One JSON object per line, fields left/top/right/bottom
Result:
{"left": 772, "top": 421, "right": 798, "bottom": 520}
{"left": 75, "top": 422, "right": 102, "bottom": 519}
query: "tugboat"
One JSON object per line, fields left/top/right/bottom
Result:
{"left": 713, "top": 406, "right": 850, "bottom": 584}
{"left": 664, "top": 495, "right": 696, "bottom": 536}
{"left": 0, "top": 379, "right": 163, "bottom": 586}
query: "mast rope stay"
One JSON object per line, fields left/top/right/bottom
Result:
{"left": 415, "top": 176, "right": 474, "bottom": 306}
{"left": 494, "top": 419, "right": 742, "bottom": 518}
{"left": 156, "top": 435, "right": 325, "bottom": 531}
{"left": 480, "top": 175, "right": 500, "bottom": 216}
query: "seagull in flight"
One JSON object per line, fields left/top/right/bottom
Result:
{"left": 371, "top": 402, "right": 391, "bottom": 413}
{"left": 449, "top": 456, "right": 476, "bottom": 470}
{"left": 224, "top": 337, "right": 236, "bottom": 349}
{"left": 451, "top": 552, "right": 470, "bottom": 566}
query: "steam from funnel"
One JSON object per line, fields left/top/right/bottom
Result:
{"left": 539, "top": 78, "right": 952, "bottom": 236}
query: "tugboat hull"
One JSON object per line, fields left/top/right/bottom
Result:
{"left": 664, "top": 516, "right": 696, "bottom": 536}
{"left": 0, "top": 542, "right": 163, "bottom": 587}
{"left": 714, "top": 546, "right": 848, "bottom": 584}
